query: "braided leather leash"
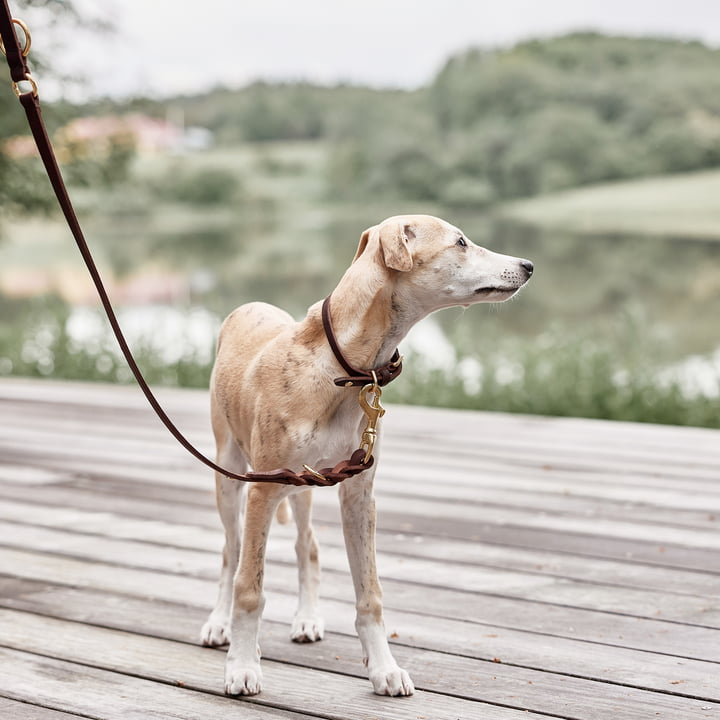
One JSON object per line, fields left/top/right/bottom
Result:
{"left": 0, "top": 3, "right": 402, "bottom": 487}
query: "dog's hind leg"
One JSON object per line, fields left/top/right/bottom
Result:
{"left": 339, "top": 465, "right": 414, "bottom": 696}
{"left": 201, "top": 436, "right": 247, "bottom": 647}
{"left": 288, "top": 489, "right": 324, "bottom": 643}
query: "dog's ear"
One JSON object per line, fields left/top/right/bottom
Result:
{"left": 353, "top": 222, "right": 414, "bottom": 271}
{"left": 379, "top": 223, "right": 414, "bottom": 272}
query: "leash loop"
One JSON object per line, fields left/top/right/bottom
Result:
{"left": 0, "top": 15, "right": 30, "bottom": 57}
{"left": 13, "top": 70, "right": 37, "bottom": 97}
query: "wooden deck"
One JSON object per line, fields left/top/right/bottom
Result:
{"left": 0, "top": 378, "right": 718, "bottom": 719}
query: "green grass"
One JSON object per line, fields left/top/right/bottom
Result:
{"left": 500, "top": 169, "right": 720, "bottom": 238}
{"left": 2, "top": 300, "right": 717, "bottom": 428}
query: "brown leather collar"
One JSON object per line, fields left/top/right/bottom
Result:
{"left": 321, "top": 295, "right": 403, "bottom": 387}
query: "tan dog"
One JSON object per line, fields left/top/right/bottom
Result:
{"left": 201, "top": 214, "right": 533, "bottom": 696}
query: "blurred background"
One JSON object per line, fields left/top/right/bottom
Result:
{"left": 1, "top": 0, "right": 720, "bottom": 427}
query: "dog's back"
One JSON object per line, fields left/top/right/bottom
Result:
{"left": 210, "top": 302, "right": 294, "bottom": 449}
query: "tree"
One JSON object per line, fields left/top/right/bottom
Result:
{"left": 0, "top": 0, "right": 109, "bottom": 217}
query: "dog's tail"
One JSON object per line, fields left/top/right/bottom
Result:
{"left": 276, "top": 498, "right": 292, "bottom": 525}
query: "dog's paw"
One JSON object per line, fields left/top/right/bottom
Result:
{"left": 200, "top": 614, "right": 230, "bottom": 647}
{"left": 224, "top": 660, "right": 263, "bottom": 696}
{"left": 291, "top": 615, "right": 325, "bottom": 643}
{"left": 369, "top": 665, "right": 415, "bottom": 696}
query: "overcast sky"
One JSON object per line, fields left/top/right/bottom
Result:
{"left": 33, "top": 0, "right": 720, "bottom": 101}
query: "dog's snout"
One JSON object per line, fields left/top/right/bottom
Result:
{"left": 520, "top": 259, "right": 534, "bottom": 276}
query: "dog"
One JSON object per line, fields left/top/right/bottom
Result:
{"left": 200, "top": 214, "right": 533, "bottom": 696}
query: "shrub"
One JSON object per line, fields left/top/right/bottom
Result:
{"left": 156, "top": 167, "right": 241, "bottom": 206}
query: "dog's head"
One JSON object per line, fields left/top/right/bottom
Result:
{"left": 354, "top": 215, "right": 533, "bottom": 311}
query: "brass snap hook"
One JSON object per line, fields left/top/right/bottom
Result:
{"left": 359, "top": 371, "right": 385, "bottom": 464}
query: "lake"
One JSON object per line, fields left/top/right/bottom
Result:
{"left": 18, "top": 215, "right": 717, "bottom": 402}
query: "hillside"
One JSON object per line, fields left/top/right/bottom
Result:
{"left": 501, "top": 169, "right": 720, "bottom": 239}
{"left": 37, "top": 32, "right": 720, "bottom": 214}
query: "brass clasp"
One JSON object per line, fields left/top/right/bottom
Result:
{"left": 358, "top": 372, "right": 385, "bottom": 464}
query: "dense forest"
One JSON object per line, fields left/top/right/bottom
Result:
{"left": 121, "top": 33, "right": 720, "bottom": 206}
{"left": 3, "top": 33, "right": 720, "bottom": 215}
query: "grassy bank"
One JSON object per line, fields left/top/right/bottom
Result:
{"left": 500, "top": 169, "right": 720, "bottom": 239}
{"left": 2, "top": 298, "right": 718, "bottom": 429}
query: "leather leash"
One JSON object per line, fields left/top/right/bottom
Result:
{"left": 0, "top": 3, "right": 403, "bottom": 487}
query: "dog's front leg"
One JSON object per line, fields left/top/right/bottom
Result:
{"left": 201, "top": 471, "right": 246, "bottom": 647}
{"left": 339, "top": 468, "right": 415, "bottom": 696}
{"left": 224, "top": 483, "right": 284, "bottom": 696}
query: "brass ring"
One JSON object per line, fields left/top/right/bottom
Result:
{"left": 0, "top": 18, "right": 32, "bottom": 57}
{"left": 13, "top": 72, "right": 38, "bottom": 98}
{"left": 390, "top": 354, "right": 404, "bottom": 368}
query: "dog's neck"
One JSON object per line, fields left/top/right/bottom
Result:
{"left": 315, "top": 258, "right": 427, "bottom": 373}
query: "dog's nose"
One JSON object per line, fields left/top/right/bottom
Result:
{"left": 520, "top": 259, "right": 534, "bottom": 276}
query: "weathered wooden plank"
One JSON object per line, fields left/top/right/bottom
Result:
{"left": 3, "top": 471, "right": 720, "bottom": 576}
{"left": 4, "top": 418, "right": 720, "bottom": 494}
{"left": 2, "top": 377, "right": 720, "bottom": 720}
{"left": 5, "top": 437, "right": 720, "bottom": 530}
{"left": 58, "top": 453, "right": 720, "bottom": 515}
{"left": 0, "top": 464, "right": 74, "bottom": 487}
{"left": 2, "top": 516, "right": 718, "bottom": 604}
{"left": 4, "top": 470, "right": 720, "bottom": 555}
{"left": 4, "top": 379, "right": 718, "bottom": 459}
{"left": 0, "top": 647, "right": 311, "bottom": 720}
{"left": 0, "top": 425, "right": 198, "bottom": 469}
{"left": 0, "top": 697, "right": 86, "bottom": 719}
{"left": 0, "top": 478, "right": 718, "bottom": 592}
{"left": 5, "top": 382, "right": 718, "bottom": 491}
{"left": 1, "top": 599, "right": 719, "bottom": 720}
{"left": 3, "top": 379, "right": 720, "bottom": 473}
{"left": 5, "top": 409, "right": 719, "bottom": 480}
{"left": 38, "top": 476, "right": 719, "bottom": 574}
{"left": 1, "top": 501, "right": 719, "bottom": 629}
{"left": 1, "top": 526, "right": 719, "bottom": 664}
{"left": 1, "top": 550, "right": 718, "bottom": 700}
{"left": 7, "top": 440, "right": 719, "bottom": 524}
{"left": 3, "top": 465, "right": 720, "bottom": 566}
{"left": 0, "top": 610, "right": 554, "bottom": 720}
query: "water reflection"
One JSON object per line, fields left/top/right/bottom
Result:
{"left": 2, "top": 213, "right": 719, "bottom": 402}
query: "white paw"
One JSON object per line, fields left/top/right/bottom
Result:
{"left": 369, "top": 666, "right": 415, "bottom": 696}
{"left": 291, "top": 615, "right": 325, "bottom": 643}
{"left": 200, "top": 614, "right": 230, "bottom": 647}
{"left": 224, "top": 659, "right": 263, "bottom": 696}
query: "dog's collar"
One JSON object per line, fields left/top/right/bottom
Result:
{"left": 321, "top": 295, "right": 403, "bottom": 388}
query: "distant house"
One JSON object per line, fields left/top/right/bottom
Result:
{"left": 3, "top": 112, "right": 212, "bottom": 159}
{"left": 59, "top": 113, "right": 212, "bottom": 154}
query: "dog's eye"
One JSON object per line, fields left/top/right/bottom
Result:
{"left": 456, "top": 237, "right": 467, "bottom": 247}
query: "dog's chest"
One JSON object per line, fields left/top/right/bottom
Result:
{"left": 304, "top": 399, "right": 366, "bottom": 467}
